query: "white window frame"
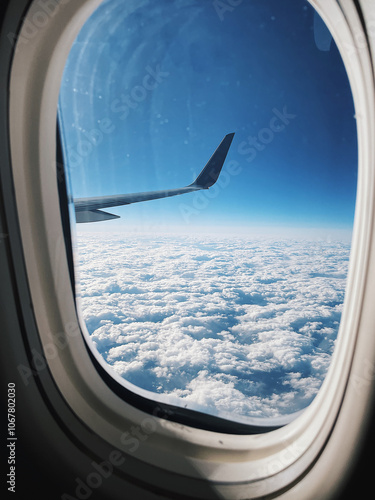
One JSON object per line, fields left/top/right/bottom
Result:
{"left": 8, "top": 0, "right": 375, "bottom": 498}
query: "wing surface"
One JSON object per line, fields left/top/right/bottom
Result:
{"left": 74, "top": 133, "right": 235, "bottom": 223}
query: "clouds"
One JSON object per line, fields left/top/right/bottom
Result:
{"left": 75, "top": 232, "right": 350, "bottom": 421}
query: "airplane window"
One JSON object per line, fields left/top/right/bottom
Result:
{"left": 58, "top": 0, "right": 357, "bottom": 425}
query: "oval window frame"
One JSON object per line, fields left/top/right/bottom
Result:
{"left": 7, "top": 0, "right": 375, "bottom": 497}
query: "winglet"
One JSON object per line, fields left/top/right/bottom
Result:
{"left": 189, "top": 133, "right": 235, "bottom": 189}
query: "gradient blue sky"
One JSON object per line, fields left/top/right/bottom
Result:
{"left": 59, "top": 0, "right": 357, "bottom": 237}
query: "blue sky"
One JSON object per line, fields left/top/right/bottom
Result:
{"left": 59, "top": 0, "right": 357, "bottom": 237}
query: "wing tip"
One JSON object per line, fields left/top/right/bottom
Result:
{"left": 190, "top": 132, "right": 235, "bottom": 189}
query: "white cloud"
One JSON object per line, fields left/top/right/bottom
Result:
{"left": 75, "top": 232, "right": 350, "bottom": 420}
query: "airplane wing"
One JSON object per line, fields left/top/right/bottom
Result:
{"left": 74, "top": 133, "right": 235, "bottom": 223}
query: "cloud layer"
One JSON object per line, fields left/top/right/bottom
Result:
{"left": 75, "top": 232, "right": 350, "bottom": 421}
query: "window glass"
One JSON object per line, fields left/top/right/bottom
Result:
{"left": 59, "top": 0, "right": 357, "bottom": 423}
